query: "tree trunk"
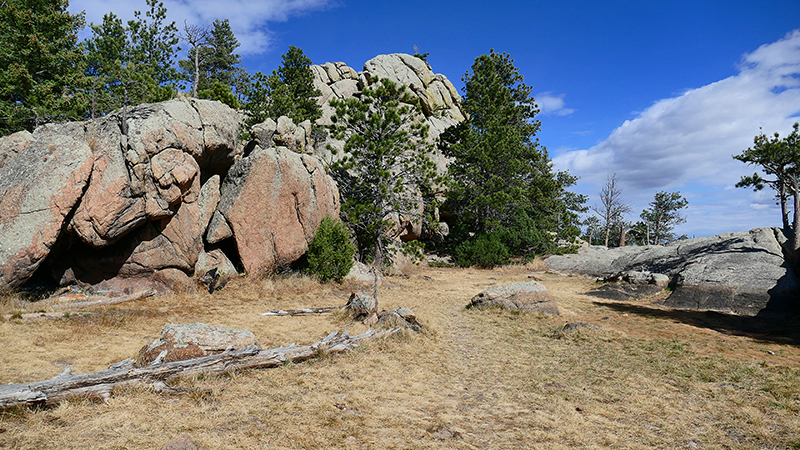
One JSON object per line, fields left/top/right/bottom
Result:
{"left": 792, "top": 187, "right": 800, "bottom": 257}
{"left": 781, "top": 183, "right": 790, "bottom": 231}
{"left": 0, "top": 328, "right": 400, "bottom": 411}
{"left": 193, "top": 46, "right": 200, "bottom": 98}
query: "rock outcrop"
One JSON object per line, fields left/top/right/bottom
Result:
{"left": 0, "top": 54, "right": 462, "bottom": 294}
{"left": 311, "top": 54, "right": 462, "bottom": 241}
{"left": 545, "top": 227, "right": 799, "bottom": 316}
{"left": 0, "top": 98, "right": 338, "bottom": 294}
{"left": 215, "top": 146, "right": 339, "bottom": 275}
{"left": 313, "top": 54, "right": 465, "bottom": 143}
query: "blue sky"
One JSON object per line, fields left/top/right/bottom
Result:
{"left": 69, "top": 0, "right": 800, "bottom": 238}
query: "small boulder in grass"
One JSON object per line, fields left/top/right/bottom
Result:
{"left": 468, "top": 280, "right": 559, "bottom": 315}
{"left": 346, "top": 292, "right": 377, "bottom": 320}
{"left": 138, "top": 323, "right": 260, "bottom": 366}
{"left": 377, "top": 307, "right": 423, "bottom": 332}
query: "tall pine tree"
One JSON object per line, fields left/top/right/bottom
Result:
{"left": 0, "top": 0, "right": 86, "bottom": 135}
{"left": 179, "top": 18, "right": 242, "bottom": 105}
{"left": 84, "top": 0, "right": 179, "bottom": 120}
{"left": 441, "top": 50, "right": 585, "bottom": 263}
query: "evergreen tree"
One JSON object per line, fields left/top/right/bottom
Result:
{"left": 327, "top": 78, "right": 441, "bottom": 273}
{"left": 276, "top": 46, "right": 321, "bottom": 123}
{"left": 638, "top": 191, "right": 688, "bottom": 245}
{"left": 179, "top": 18, "right": 242, "bottom": 101}
{"left": 84, "top": 0, "right": 179, "bottom": 120}
{"left": 0, "top": 0, "right": 86, "bottom": 135}
{"left": 734, "top": 123, "right": 800, "bottom": 253}
{"left": 440, "top": 50, "right": 585, "bottom": 261}
{"left": 242, "top": 47, "right": 320, "bottom": 132}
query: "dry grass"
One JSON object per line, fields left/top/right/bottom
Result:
{"left": 1, "top": 266, "right": 799, "bottom": 449}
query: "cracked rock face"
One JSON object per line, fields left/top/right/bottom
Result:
{"left": 545, "top": 228, "right": 800, "bottom": 316}
{"left": 0, "top": 98, "right": 242, "bottom": 292}
{"left": 0, "top": 123, "right": 94, "bottom": 290}
{"left": 216, "top": 146, "right": 340, "bottom": 276}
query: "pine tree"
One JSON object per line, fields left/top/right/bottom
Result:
{"left": 276, "top": 46, "right": 321, "bottom": 123}
{"left": 638, "top": 191, "right": 688, "bottom": 245}
{"left": 84, "top": 0, "right": 179, "bottom": 121}
{"left": 327, "top": 78, "right": 441, "bottom": 271}
{"left": 0, "top": 0, "right": 87, "bottom": 134}
{"left": 179, "top": 18, "right": 242, "bottom": 101}
{"left": 441, "top": 50, "right": 585, "bottom": 261}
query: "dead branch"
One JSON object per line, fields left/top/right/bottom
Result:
{"left": 0, "top": 328, "right": 401, "bottom": 411}
{"left": 49, "top": 290, "right": 157, "bottom": 310}
{"left": 260, "top": 306, "right": 342, "bottom": 316}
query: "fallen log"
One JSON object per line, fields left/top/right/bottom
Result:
{"left": 49, "top": 289, "right": 157, "bottom": 310}
{"left": 260, "top": 306, "right": 342, "bottom": 316}
{"left": 0, "top": 328, "right": 401, "bottom": 411}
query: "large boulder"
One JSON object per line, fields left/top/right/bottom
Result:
{"left": 215, "top": 145, "right": 340, "bottom": 275}
{"left": 468, "top": 281, "right": 560, "bottom": 315}
{"left": 546, "top": 228, "right": 799, "bottom": 316}
{"left": 0, "top": 123, "right": 94, "bottom": 291}
{"left": 69, "top": 99, "right": 238, "bottom": 248}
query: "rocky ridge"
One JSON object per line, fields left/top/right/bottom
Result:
{"left": 545, "top": 227, "right": 799, "bottom": 316}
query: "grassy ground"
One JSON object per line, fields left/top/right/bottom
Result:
{"left": 1, "top": 263, "right": 799, "bottom": 449}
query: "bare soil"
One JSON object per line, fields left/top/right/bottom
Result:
{"left": 1, "top": 264, "right": 799, "bottom": 449}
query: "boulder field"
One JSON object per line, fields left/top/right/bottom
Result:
{"left": 545, "top": 227, "right": 800, "bottom": 316}
{"left": 0, "top": 53, "right": 464, "bottom": 295}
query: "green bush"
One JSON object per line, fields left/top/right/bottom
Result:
{"left": 306, "top": 216, "right": 355, "bottom": 282}
{"left": 453, "top": 233, "right": 510, "bottom": 269}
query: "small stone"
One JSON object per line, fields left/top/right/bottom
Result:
{"left": 161, "top": 434, "right": 199, "bottom": 450}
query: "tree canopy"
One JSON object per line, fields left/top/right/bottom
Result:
{"left": 178, "top": 18, "right": 243, "bottom": 106}
{"left": 440, "top": 50, "right": 585, "bottom": 264}
{"left": 0, "top": 0, "right": 87, "bottom": 134}
{"left": 84, "top": 0, "right": 179, "bottom": 120}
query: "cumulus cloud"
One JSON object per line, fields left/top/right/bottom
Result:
{"left": 535, "top": 91, "right": 575, "bottom": 116}
{"left": 69, "top": 0, "right": 333, "bottom": 55}
{"left": 554, "top": 30, "right": 800, "bottom": 236}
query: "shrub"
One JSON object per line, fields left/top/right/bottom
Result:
{"left": 453, "top": 233, "right": 510, "bottom": 269}
{"left": 306, "top": 216, "right": 355, "bottom": 282}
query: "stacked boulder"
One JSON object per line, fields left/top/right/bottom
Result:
{"left": 311, "top": 54, "right": 465, "bottom": 241}
{"left": 0, "top": 98, "right": 339, "bottom": 294}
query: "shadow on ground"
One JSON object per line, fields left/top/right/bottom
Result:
{"left": 593, "top": 300, "right": 800, "bottom": 347}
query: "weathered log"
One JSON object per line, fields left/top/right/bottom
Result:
{"left": 0, "top": 328, "right": 401, "bottom": 410}
{"left": 260, "top": 306, "right": 341, "bottom": 316}
{"left": 49, "top": 289, "right": 157, "bottom": 310}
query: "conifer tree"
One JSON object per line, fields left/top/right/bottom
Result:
{"left": 84, "top": 0, "right": 179, "bottom": 121}
{"left": 0, "top": 0, "right": 87, "bottom": 134}
{"left": 441, "top": 50, "right": 585, "bottom": 262}
{"left": 327, "top": 78, "right": 441, "bottom": 272}
{"left": 179, "top": 18, "right": 242, "bottom": 104}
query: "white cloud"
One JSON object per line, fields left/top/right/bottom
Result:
{"left": 69, "top": 0, "right": 333, "bottom": 55}
{"left": 555, "top": 30, "right": 800, "bottom": 236}
{"left": 536, "top": 91, "right": 575, "bottom": 116}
